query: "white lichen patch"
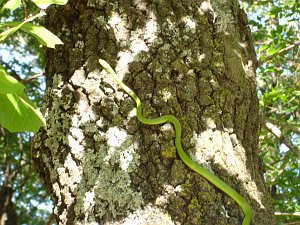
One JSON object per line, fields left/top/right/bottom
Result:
{"left": 72, "top": 107, "right": 98, "bottom": 129}
{"left": 130, "top": 39, "right": 149, "bottom": 55}
{"left": 64, "top": 153, "right": 82, "bottom": 185}
{"left": 109, "top": 204, "right": 175, "bottom": 225}
{"left": 106, "top": 4, "right": 157, "bottom": 70}
{"left": 57, "top": 167, "right": 69, "bottom": 186}
{"left": 191, "top": 126, "right": 265, "bottom": 209}
{"left": 52, "top": 182, "right": 61, "bottom": 204}
{"left": 58, "top": 209, "right": 68, "bottom": 224}
{"left": 96, "top": 117, "right": 106, "bottom": 129}
{"left": 116, "top": 51, "right": 134, "bottom": 79}
{"left": 200, "top": 1, "right": 214, "bottom": 14}
{"left": 191, "top": 129, "right": 238, "bottom": 173}
{"left": 75, "top": 126, "right": 143, "bottom": 219}
{"left": 84, "top": 191, "right": 95, "bottom": 212}
{"left": 75, "top": 96, "right": 90, "bottom": 114}
{"left": 68, "top": 135, "right": 85, "bottom": 160}
{"left": 182, "top": 16, "right": 196, "bottom": 31}
{"left": 108, "top": 12, "right": 127, "bottom": 42}
{"left": 118, "top": 51, "right": 134, "bottom": 66}
{"left": 191, "top": 130, "right": 215, "bottom": 161}
{"left": 43, "top": 62, "right": 141, "bottom": 222}
{"left": 81, "top": 189, "right": 97, "bottom": 224}
{"left": 104, "top": 127, "right": 140, "bottom": 172}
{"left": 128, "top": 108, "right": 137, "bottom": 119}
{"left": 70, "top": 127, "right": 85, "bottom": 142}
{"left": 197, "top": 53, "right": 207, "bottom": 63}
{"left": 162, "top": 90, "right": 172, "bottom": 101}
{"left": 63, "top": 191, "right": 75, "bottom": 206}
{"left": 71, "top": 115, "right": 80, "bottom": 127}
{"left": 205, "top": 117, "right": 217, "bottom": 129}
{"left": 144, "top": 17, "right": 158, "bottom": 44}
{"left": 82, "top": 110, "right": 96, "bottom": 124}
{"left": 119, "top": 147, "right": 135, "bottom": 172}
{"left": 220, "top": 132, "right": 238, "bottom": 168}
{"left": 155, "top": 184, "right": 182, "bottom": 207}
{"left": 106, "top": 127, "right": 128, "bottom": 147}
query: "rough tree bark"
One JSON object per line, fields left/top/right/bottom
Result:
{"left": 32, "top": 0, "right": 275, "bottom": 224}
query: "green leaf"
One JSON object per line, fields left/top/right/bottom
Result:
{"left": 0, "top": 65, "right": 24, "bottom": 94}
{"left": 0, "top": 0, "right": 21, "bottom": 13}
{"left": 0, "top": 66, "right": 45, "bottom": 132}
{"left": 266, "top": 44, "right": 285, "bottom": 56}
{"left": 0, "top": 24, "right": 22, "bottom": 41}
{"left": 0, "top": 11, "right": 64, "bottom": 48}
{"left": 0, "top": 11, "right": 46, "bottom": 42}
{"left": 267, "top": 46, "right": 278, "bottom": 56}
{"left": 0, "top": 93, "right": 46, "bottom": 132}
{"left": 31, "top": 0, "right": 68, "bottom": 9}
{"left": 259, "top": 44, "right": 269, "bottom": 52}
{"left": 20, "top": 23, "right": 63, "bottom": 48}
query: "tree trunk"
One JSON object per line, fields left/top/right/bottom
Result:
{"left": 32, "top": 0, "right": 275, "bottom": 224}
{"left": 0, "top": 158, "right": 18, "bottom": 225}
{"left": 0, "top": 186, "right": 18, "bottom": 225}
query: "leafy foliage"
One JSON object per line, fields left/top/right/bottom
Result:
{"left": 0, "top": 0, "right": 67, "bottom": 224}
{"left": 0, "top": 0, "right": 65, "bottom": 132}
{"left": 244, "top": 0, "right": 300, "bottom": 223}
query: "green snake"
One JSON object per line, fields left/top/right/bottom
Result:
{"left": 99, "top": 59, "right": 252, "bottom": 225}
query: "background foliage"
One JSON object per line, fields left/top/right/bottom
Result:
{"left": 244, "top": 0, "right": 300, "bottom": 224}
{"left": 0, "top": 0, "right": 299, "bottom": 224}
{"left": 0, "top": 0, "right": 65, "bottom": 224}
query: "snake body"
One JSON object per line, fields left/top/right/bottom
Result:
{"left": 99, "top": 59, "right": 252, "bottom": 225}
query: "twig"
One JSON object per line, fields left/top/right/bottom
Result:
{"left": 275, "top": 212, "right": 300, "bottom": 216}
{"left": 21, "top": 0, "right": 28, "bottom": 19}
{"left": 0, "top": 59, "right": 22, "bottom": 81}
{"left": 21, "top": 72, "right": 44, "bottom": 84}
{"left": 47, "top": 212, "right": 56, "bottom": 225}
{"left": 258, "top": 40, "right": 300, "bottom": 66}
{"left": 282, "top": 222, "right": 300, "bottom": 225}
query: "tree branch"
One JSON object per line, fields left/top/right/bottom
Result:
{"left": 0, "top": 59, "right": 44, "bottom": 83}
{"left": 261, "top": 117, "right": 300, "bottom": 158}
{"left": 258, "top": 40, "right": 300, "bottom": 66}
{"left": 21, "top": 0, "right": 28, "bottom": 19}
{"left": 266, "top": 117, "right": 300, "bottom": 135}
